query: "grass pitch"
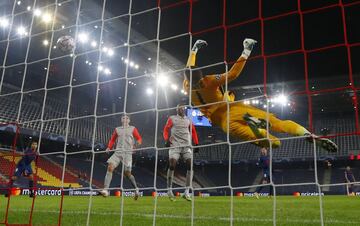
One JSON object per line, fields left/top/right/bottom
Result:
{"left": 1, "top": 195, "right": 359, "bottom": 226}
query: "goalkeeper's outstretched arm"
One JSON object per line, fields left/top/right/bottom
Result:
{"left": 206, "top": 38, "right": 257, "bottom": 87}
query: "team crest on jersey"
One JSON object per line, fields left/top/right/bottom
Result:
{"left": 215, "top": 74, "right": 221, "bottom": 80}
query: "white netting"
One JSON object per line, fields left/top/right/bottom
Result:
{"left": 1, "top": 0, "right": 360, "bottom": 225}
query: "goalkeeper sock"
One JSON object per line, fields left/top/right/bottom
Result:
{"left": 167, "top": 169, "right": 174, "bottom": 190}
{"left": 128, "top": 174, "right": 138, "bottom": 189}
{"left": 186, "top": 51, "right": 197, "bottom": 67}
{"left": 104, "top": 171, "right": 113, "bottom": 189}
{"left": 241, "top": 49, "right": 251, "bottom": 59}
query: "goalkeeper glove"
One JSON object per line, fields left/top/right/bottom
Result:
{"left": 243, "top": 38, "right": 257, "bottom": 51}
{"left": 192, "top": 40, "right": 208, "bottom": 53}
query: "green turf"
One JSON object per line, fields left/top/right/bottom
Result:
{"left": 1, "top": 195, "right": 359, "bottom": 225}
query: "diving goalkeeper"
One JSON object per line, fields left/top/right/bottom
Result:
{"left": 183, "top": 39, "right": 337, "bottom": 152}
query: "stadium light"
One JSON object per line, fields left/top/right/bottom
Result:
{"left": 104, "top": 68, "right": 111, "bottom": 75}
{"left": 171, "top": 84, "right": 178, "bottom": 91}
{"left": 34, "top": 9, "right": 42, "bottom": 17}
{"left": 124, "top": 59, "right": 129, "bottom": 64}
{"left": 41, "top": 13, "right": 52, "bottom": 23}
{"left": 27, "top": 6, "right": 31, "bottom": 11}
{"left": 134, "top": 64, "right": 139, "bottom": 69}
{"left": 272, "top": 94, "right": 288, "bottom": 106}
{"left": 17, "top": 1, "right": 21, "bottom": 5}
{"left": 91, "top": 41, "right": 97, "bottom": 47}
{"left": 17, "top": 26, "right": 28, "bottom": 36}
{"left": 78, "top": 33, "right": 89, "bottom": 43}
{"left": 129, "top": 61, "right": 134, "bottom": 67}
{"left": 107, "top": 49, "right": 114, "bottom": 56}
{"left": 180, "top": 89, "right": 188, "bottom": 95}
{"left": 148, "top": 57, "right": 152, "bottom": 61}
{"left": 42, "top": 39, "right": 49, "bottom": 46}
{"left": 98, "top": 65, "right": 104, "bottom": 71}
{"left": 278, "top": 94, "right": 288, "bottom": 105}
{"left": 102, "top": 46, "right": 108, "bottom": 52}
{"left": 146, "top": 88, "right": 154, "bottom": 95}
{"left": 157, "top": 74, "right": 169, "bottom": 87}
{"left": 0, "top": 18, "right": 9, "bottom": 28}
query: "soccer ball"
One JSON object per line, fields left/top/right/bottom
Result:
{"left": 56, "top": 35, "right": 75, "bottom": 52}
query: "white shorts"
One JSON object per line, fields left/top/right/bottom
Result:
{"left": 169, "top": 147, "right": 192, "bottom": 161}
{"left": 107, "top": 150, "right": 132, "bottom": 171}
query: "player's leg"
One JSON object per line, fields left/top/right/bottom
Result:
{"left": 254, "top": 177, "right": 266, "bottom": 199}
{"left": 124, "top": 170, "right": 140, "bottom": 200}
{"left": 25, "top": 165, "right": 35, "bottom": 198}
{"left": 28, "top": 174, "right": 34, "bottom": 198}
{"left": 348, "top": 183, "right": 353, "bottom": 195}
{"left": 123, "top": 153, "right": 140, "bottom": 200}
{"left": 182, "top": 148, "right": 193, "bottom": 201}
{"left": 267, "top": 114, "right": 338, "bottom": 152}
{"left": 231, "top": 103, "right": 337, "bottom": 152}
{"left": 5, "top": 165, "right": 22, "bottom": 197}
{"left": 229, "top": 118, "right": 281, "bottom": 148}
{"left": 100, "top": 152, "right": 120, "bottom": 197}
{"left": 167, "top": 148, "right": 180, "bottom": 201}
{"left": 268, "top": 180, "right": 273, "bottom": 197}
{"left": 212, "top": 105, "right": 280, "bottom": 148}
{"left": 255, "top": 180, "right": 264, "bottom": 192}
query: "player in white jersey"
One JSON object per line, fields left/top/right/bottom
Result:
{"left": 163, "top": 104, "right": 199, "bottom": 201}
{"left": 99, "top": 115, "right": 142, "bottom": 200}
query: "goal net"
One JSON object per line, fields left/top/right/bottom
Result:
{"left": 0, "top": 0, "right": 359, "bottom": 225}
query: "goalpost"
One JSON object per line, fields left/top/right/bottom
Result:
{"left": 0, "top": 0, "right": 359, "bottom": 225}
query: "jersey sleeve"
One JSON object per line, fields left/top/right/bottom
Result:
{"left": 205, "top": 56, "right": 247, "bottom": 88}
{"left": 107, "top": 129, "right": 118, "bottom": 149}
{"left": 132, "top": 127, "right": 142, "bottom": 144}
{"left": 163, "top": 117, "right": 173, "bottom": 141}
{"left": 190, "top": 123, "right": 199, "bottom": 145}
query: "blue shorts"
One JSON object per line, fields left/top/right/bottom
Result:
{"left": 14, "top": 164, "right": 33, "bottom": 177}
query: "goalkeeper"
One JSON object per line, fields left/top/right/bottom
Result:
{"left": 183, "top": 39, "right": 337, "bottom": 152}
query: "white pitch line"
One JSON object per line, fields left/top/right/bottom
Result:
{"left": 10, "top": 209, "right": 360, "bottom": 225}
